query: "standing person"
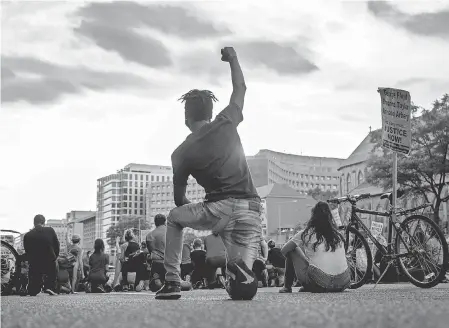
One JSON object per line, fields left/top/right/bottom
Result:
{"left": 23, "top": 214, "right": 59, "bottom": 296}
{"left": 89, "top": 239, "right": 109, "bottom": 293}
{"left": 267, "top": 240, "right": 286, "bottom": 287}
{"left": 279, "top": 202, "right": 350, "bottom": 293}
{"left": 146, "top": 214, "right": 167, "bottom": 292}
{"left": 156, "top": 46, "right": 261, "bottom": 301}
{"left": 68, "top": 234, "right": 84, "bottom": 293}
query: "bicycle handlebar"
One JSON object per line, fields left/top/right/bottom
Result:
{"left": 327, "top": 193, "right": 371, "bottom": 205}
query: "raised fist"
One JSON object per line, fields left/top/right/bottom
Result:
{"left": 221, "top": 47, "right": 237, "bottom": 62}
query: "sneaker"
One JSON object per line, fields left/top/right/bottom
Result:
{"left": 44, "top": 289, "right": 57, "bottom": 296}
{"left": 225, "top": 259, "right": 258, "bottom": 300}
{"left": 122, "top": 285, "right": 129, "bottom": 292}
{"left": 19, "top": 288, "right": 28, "bottom": 296}
{"left": 135, "top": 281, "right": 145, "bottom": 292}
{"left": 155, "top": 281, "right": 181, "bottom": 300}
{"left": 279, "top": 286, "right": 292, "bottom": 293}
{"left": 96, "top": 285, "right": 106, "bottom": 293}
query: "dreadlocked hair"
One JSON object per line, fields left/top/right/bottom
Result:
{"left": 178, "top": 89, "right": 218, "bottom": 122}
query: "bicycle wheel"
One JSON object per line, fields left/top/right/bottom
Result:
{"left": 344, "top": 226, "right": 373, "bottom": 289}
{"left": 1, "top": 240, "right": 21, "bottom": 295}
{"left": 395, "top": 215, "right": 449, "bottom": 288}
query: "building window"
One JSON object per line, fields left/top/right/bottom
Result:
{"left": 357, "top": 171, "right": 364, "bottom": 186}
{"left": 157, "top": 176, "right": 160, "bottom": 182}
{"left": 346, "top": 173, "right": 351, "bottom": 193}
{"left": 134, "top": 210, "right": 137, "bottom": 215}
{"left": 146, "top": 175, "right": 149, "bottom": 181}
{"left": 162, "top": 176, "right": 165, "bottom": 182}
{"left": 151, "top": 176, "right": 154, "bottom": 182}
{"left": 140, "top": 174, "right": 143, "bottom": 180}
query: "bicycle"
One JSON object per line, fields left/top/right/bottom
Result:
{"left": 1, "top": 229, "right": 22, "bottom": 295}
{"left": 327, "top": 193, "right": 449, "bottom": 289}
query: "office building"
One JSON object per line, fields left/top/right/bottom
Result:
{"left": 46, "top": 219, "right": 68, "bottom": 252}
{"left": 96, "top": 163, "right": 172, "bottom": 252}
{"left": 247, "top": 149, "right": 343, "bottom": 194}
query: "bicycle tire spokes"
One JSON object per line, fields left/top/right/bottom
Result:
{"left": 397, "top": 217, "right": 445, "bottom": 285}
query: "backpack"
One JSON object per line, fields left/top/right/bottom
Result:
{"left": 58, "top": 252, "right": 76, "bottom": 270}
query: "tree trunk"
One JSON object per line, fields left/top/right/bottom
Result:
{"left": 434, "top": 199, "right": 441, "bottom": 226}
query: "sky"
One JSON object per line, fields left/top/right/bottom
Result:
{"left": 1, "top": 0, "right": 449, "bottom": 233}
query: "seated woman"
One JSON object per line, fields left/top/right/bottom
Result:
{"left": 121, "top": 229, "right": 147, "bottom": 292}
{"left": 89, "top": 239, "right": 109, "bottom": 293}
{"left": 279, "top": 201, "right": 350, "bottom": 293}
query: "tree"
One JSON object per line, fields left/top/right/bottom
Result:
{"left": 307, "top": 187, "right": 338, "bottom": 202}
{"left": 366, "top": 94, "right": 449, "bottom": 224}
{"left": 105, "top": 216, "right": 151, "bottom": 247}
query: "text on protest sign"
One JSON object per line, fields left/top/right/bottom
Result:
{"left": 379, "top": 88, "right": 412, "bottom": 155}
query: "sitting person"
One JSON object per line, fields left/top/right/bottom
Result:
{"left": 252, "top": 237, "right": 269, "bottom": 287}
{"left": 180, "top": 242, "right": 193, "bottom": 282}
{"left": 121, "top": 229, "right": 146, "bottom": 292}
{"left": 204, "top": 234, "right": 227, "bottom": 288}
{"left": 267, "top": 239, "right": 286, "bottom": 287}
{"left": 190, "top": 239, "right": 208, "bottom": 288}
{"left": 112, "top": 236, "right": 127, "bottom": 291}
{"left": 279, "top": 201, "right": 350, "bottom": 293}
{"left": 146, "top": 214, "right": 167, "bottom": 292}
{"left": 88, "top": 239, "right": 110, "bottom": 293}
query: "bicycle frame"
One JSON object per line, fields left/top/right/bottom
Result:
{"left": 347, "top": 203, "right": 432, "bottom": 260}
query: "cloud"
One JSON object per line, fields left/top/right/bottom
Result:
{"left": 74, "top": 20, "right": 172, "bottom": 68}
{"left": 234, "top": 41, "right": 318, "bottom": 75}
{"left": 367, "top": 1, "right": 449, "bottom": 39}
{"left": 76, "top": 2, "right": 231, "bottom": 39}
{"left": 73, "top": 1, "right": 231, "bottom": 68}
{"left": 1, "top": 56, "right": 148, "bottom": 104}
{"left": 177, "top": 41, "right": 318, "bottom": 80}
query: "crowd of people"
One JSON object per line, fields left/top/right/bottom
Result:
{"left": 15, "top": 197, "right": 352, "bottom": 298}
{"left": 6, "top": 47, "right": 355, "bottom": 300}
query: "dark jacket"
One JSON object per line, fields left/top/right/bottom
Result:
{"left": 23, "top": 226, "right": 60, "bottom": 266}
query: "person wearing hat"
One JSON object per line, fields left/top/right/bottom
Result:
{"left": 68, "top": 234, "right": 84, "bottom": 293}
{"left": 23, "top": 214, "right": 60, "bottom": 296}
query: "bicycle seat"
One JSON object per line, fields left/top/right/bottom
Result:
{"left": 380, "top": 193, "right": 391, "bottom": 200}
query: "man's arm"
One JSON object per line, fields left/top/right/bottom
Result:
{"left": 174, "top": 185, "right": 191, "bottom": 207}
{"left": 229, "top": 57, "right": 246, "bottom": 111}
{"left": 260, "top": 240, "right": 269, "bottom": 261}
{"left": 222, "top": 47, "right": 246, "bottom": 111}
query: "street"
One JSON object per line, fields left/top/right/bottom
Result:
{"left": 2, "top": 284, "right": 448, "bottom": 328}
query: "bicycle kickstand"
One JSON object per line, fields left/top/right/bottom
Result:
{"left": 373, "top": 261, "right": 394, "bottom": 289}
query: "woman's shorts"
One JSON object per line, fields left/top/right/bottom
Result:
{"left": 306, "top": 265, "right": 351, "bottom": 293}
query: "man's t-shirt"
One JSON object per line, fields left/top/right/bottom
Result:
{"left": 146, "top": 225, "right": 166, "bottom": 262}
{"left": 171, "top": 104, "right": 259, "bottom": 202}
{"left": 268, "top": 248, "right": 286, "bottom": 268}
{"left": 190, "top": 249, "right": 206, "bottom": 268}
{"left": 291, "top": 230, "right": 348, "bottom": 275}
{"left": 23, "top": 226, "right": 60, "bottom": 266}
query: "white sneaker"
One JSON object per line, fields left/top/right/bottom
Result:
{"left": 135, "top": 280, "right": 145, "bottom": 292}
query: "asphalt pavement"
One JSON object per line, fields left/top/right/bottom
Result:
{"left": 1, "top": 283, "right": 449, "bottom": 328}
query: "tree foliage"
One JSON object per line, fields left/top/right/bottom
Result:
{"left": 105, "top": 216, "right": 151, "bottom": 246}
{"left": 307, "top": 187, "right": 338, "bottom": 202}
{"left": 366, "top": 93, "right": 449, "bottom": 223}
